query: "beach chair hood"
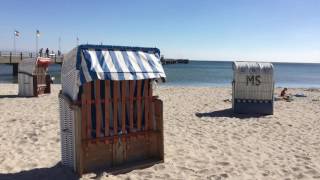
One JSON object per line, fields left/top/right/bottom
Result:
{"left": 61, "top": 45, "right": 166, "bottom": 100}
{"left": 233, "top": 61, "right": 274, "bottom": 76}
{"left": 233, "top": 61, "right": 274, "bottom": 100}
{"left": 18, "top": 57, "right": 52, "bottom": 75}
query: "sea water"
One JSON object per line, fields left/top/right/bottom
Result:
{"left": 1, "top": 61, "right": 320, "bottom": 88}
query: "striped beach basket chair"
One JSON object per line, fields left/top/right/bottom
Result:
{"left": 232, "top": 61, "right": 274, "bottom": 115}
{"left": 59, "top": 45, "right": 166, "bottom": 175}
{"left": 18, "top": 57, "right": 52, "bottom": 97}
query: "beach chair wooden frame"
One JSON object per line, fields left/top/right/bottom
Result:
{"left": 32, "top": 66, "right": 51, "bottom": 96}
{"left": 59, "top": 79, "right": 164, "bottom": 176}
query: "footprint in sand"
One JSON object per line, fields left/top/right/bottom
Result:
{"left": 177, "top": 166, "right": 195, "bottom": 173}
{"left": 207, "top": 174, "right": 218, "bottom": 180}
{"left": 161, "top": 174, "right": 170, "bottom": 179}
{"left": 0, "top": 157, "right": 4, "bottom": 164}
{"left": 305, "top": 168, "right": 320, "bottom": 176}
{"left": 294, "top": 155, "right": 312, "bottom": 161}
{"left": 4, "top": 165, "right": 13, "bottom": 171}
{"left": 217, "top": 162, "right": 230, "bottom": 166}
{"left": 137, "top": 171, "right": 153, "bottom": 177}
{"left": 292, "top": 167, "right": 300, "bottom": 172}
{"left": 153, "top": 164, "right": 165, "bottom": 171}
{"left": 197, "top": 168, "right": 209, "bottom": 174}
{"left": 208, "top": 145, "right": 218, "bottom": 150}
{"left": 208, "top": 173, "right": 229, "bottom": 180}
{"left": 295, "top": 173, "right": 306, "bottom": 179}
{"left": 220, "top": 173, "right": 228, "bottom": 178}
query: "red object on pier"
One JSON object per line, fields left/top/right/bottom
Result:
{"left": 36, "top": 57, "right": 52, "bottom": 66}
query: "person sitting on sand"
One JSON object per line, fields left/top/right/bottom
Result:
{"left": 280, "top": 88, "right": 288, "bottom": 97}
{"left": 280, "top": 88, "right": 293, "bottom": 101}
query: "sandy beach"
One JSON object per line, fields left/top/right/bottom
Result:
{"left": 0, "top": 84, "right": 320, "bottom": 180}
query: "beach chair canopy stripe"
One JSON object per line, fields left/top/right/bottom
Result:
{"left": 79, "top": 46, "right": 166, "bottom": 84}
{"left": 61, "top": 45, "right": 166, "bottom": 100}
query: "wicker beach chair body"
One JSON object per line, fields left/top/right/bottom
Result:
{"left": 59, "top": 45, "right": 166, "bottom": 175}
{"left": 232, "top": 61, "right": 274, "bottom": 115}
{"left": 18, "top": 57, "right": 51, "bottom": 97}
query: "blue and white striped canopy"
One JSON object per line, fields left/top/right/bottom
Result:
{"left": 76, "top": 45, "right": 166, "bottom": 84}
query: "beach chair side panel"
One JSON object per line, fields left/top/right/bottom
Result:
{"left": 59, "top": 92, "right": 76, "bottom": 170}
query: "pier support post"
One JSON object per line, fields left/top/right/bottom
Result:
{"left": 12, "top": 64, "right": 18, "bottom": 76}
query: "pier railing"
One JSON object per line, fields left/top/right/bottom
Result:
{"left": 0, "top": 51, "right": 64, "bottom": 64}
{"left": 0, "top": 51, "right": 64, "bottom": 76}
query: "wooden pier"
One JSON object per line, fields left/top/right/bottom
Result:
{"left": 0, "top": 51, "right": 63, "bottom": 76}
{"left": 160, "top": 56, "right": 189, "bottom": 65}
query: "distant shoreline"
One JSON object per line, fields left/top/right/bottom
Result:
{"left": 1, "top": 82, "right": 320, "bottom": 89}
{"left": 187, "top": 60, "right": 320, "bottom": 64}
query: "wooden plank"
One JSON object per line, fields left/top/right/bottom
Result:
{"left": 137, "top": 80, "right": 142, "bottom": 131}
{"left": 113, "top": 81, "right": 119, "bottom": 135}
{"left": 129, "top": 81, "right": 134, "bottom": 132}
{"left": 148, "top": 80, "right": 153, "bottom": 130}
{"left": 44, "top": 75, "right": 51, "bottom": 94}
{"left": 144, "top": 80, "right": 150, "bottom": 130}
{"left": 121, "top": 81, "right": 126, "bottom": 134}
{"left": 85, "top": 83, "right": 92, "bottom": 139}
{"left": 154, "top": 99, "right": 164, "bottom": 160}
{"left": 104, "top": 80, "right": 110, "bottom": 137}
{"left": 33, "top": 75, "right": 38, "bottom": 97}
{"left": 74, "top": 105, "right": 84, "bottom": 175}
{"left": 95, "top": 80, "right": 102, "bottom": 138}
{"left": 81, "top": 93, "right": 87, "bottom": 140}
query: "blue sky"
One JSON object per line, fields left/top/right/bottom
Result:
{"left": 0, "top": 0, "right": 319, "bottom": 62}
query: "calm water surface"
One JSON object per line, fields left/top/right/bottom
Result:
{"left": 1, "top": 61, "right": 320, "bottom": 88}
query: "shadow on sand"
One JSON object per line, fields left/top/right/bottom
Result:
{"left": 0, "top": 95, "right": 20, "bottom": 98}
{"left": 0, "top": 95, "right": 36, "bottom": 99}
{"left": 195, "top": 108, "right": 268, "bottom": 119}
{"left": 0, "top": 163, "right": 79, "bottom": 180}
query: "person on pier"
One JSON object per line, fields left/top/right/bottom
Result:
{"left": 39, "top": 48, "right": 43, "bottom": 57}
{"left": 45, "top": 48, "right": 49, "bottom": 57}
